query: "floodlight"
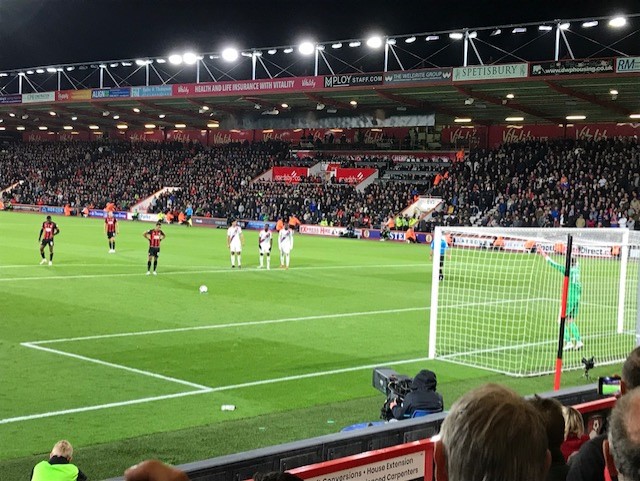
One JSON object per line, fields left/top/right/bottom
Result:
{"left": 135, "top": 59, "right": 146, "bottom": 66}
{"left": 253, "top": 51, "right": 262, "bottom": 57}
{"left": 168, "top": 54, "right": 183, "bottom": 65}
{"left": 175, "top": 123, "right": 186, "bottom": 128}
{"left": 89, "top": 125, "right": 99, "bottom": 130}
{"left": 16, "top": 126, "right": 25, "bottom": 131}
{"left": 46, "top": 67, "right": 57, "bottom": 73}
{"left": 538, "top": 25, "right": 553, "bottom": 31}
{"left": 49, "top": 111, "right": 56, "bottom": 116}
{"left": 505, "top": 117, "right": 524, "bottom": 122}
{"left": 145, "top": 124, "right": 156, "bottom": 129}
{"left": 241, "top": 52, "right": 252, "bottom": 57}
{"left": 331, "top": 42, "right": 342, "bottom": 49}
{"left": 566, "top": 115, "right": 586, "bottom": 120}
{"left": 298, "top": 41, "right": 315, "bottom": 55}
{"left": 425, "top": 35, "right": 439, "bottom": 41}
{"left": 116, "top": 124, "right": 128, "bottom": 130}
{"left": 366, "top": 36, "right": 383, "bottom": 48}
{"left": 582, "top": 20, "right": 599, "bottom": 28}
{"left": 207, "top": 122, "right": 219, "bottom": 128}
{"left": 109, "top": 63, "right": 119, "bottom": 68}
{"left": 449, "top": 32, "right": 464, "bottom": 40}
{"left": 133, "top": 108, "right": 141, "bottom": 113}
{"left": 102, "top": 111, "right": 110, "bottom": 116}
{"left": 21, "top": 114, "right": 28, "bottom": 119}
{"left": 350, "top": 100, "right": 358, "bottom": 106}
{"left": 281, "top": 103, "right": 289, "bottom": 108}
{"left": 66, "top": 66, "right": 75, "bottom": 71}
{"left": 283, "top": 47, "right": 294, "bottom": 54}
{"left": 559, "top": 23, "right": 570, "bottom": 30}
{"left": 506, "top": 93, "right": 515, "bottom": 99}
{"left": 71, "top": 116, "right": 77, "bottom": 120}
{"left": 113, "top": 115, "right": 120, "bottom": 120}
{"left": 267, "top": 49, "right": 277, "bottom": 55}
{"left": 158, "top": 114, "right": 166, "bottom": 119}
{"left": 201, "top": 105, "right": 210, "bottom": 111}
{"left": 454, "top": 118, "right": 472, "bottom": 123}
{"left": 38, "top": 126, "right": 47, "bottom": 130}
{"left": 348, "top": 41, "right": 361, "bottom": 47}
{"left": 0, "top": 73, "right": 8, "bottom": 77}
{"left": 9, "top": 112, "right": 16, "bottom": 117}
{"left": 316, "top": 103, "right": 325, "bottom": 110}
{"left": 121, "top": 61, "right": 132, "bottom": 66}
{"left": 610, "top": 89, "right": 619, "bottom": 95}
{"left": 221, "top": 48, "right": 239, "bottom": 62}
{"left": 386, "top": 38, "right": 397, "bottom": 45}
{"left": 490, "top": 29, "right": 502, "bottom": 36}
{"left": 512, "top": 27, "right": 527, "bottom": 33}
{"left": 316, "top": 45, "right": 325, "bottom": 51}
{"left": 26, "top": 70, "right": 34, "bottom": 75}
{"left": 63, "top": 126, "right": 73, "bottom": 130}
{"left": 609, "top": 16, "right": 627, "bottom": 28}
{"left": 468, "top": 31, "right": 478, "bottom": 39}
{"left": 183, "top": 52, "right": 198, "bottom": 64}
{"left": 405, "top": 36, "right": 416, "bottom": 43}
{"left": 630, "top": 114, "right": 640, "bottom": 119}
{"left": 156, "top": 58, "right": 166, "bottom": 63}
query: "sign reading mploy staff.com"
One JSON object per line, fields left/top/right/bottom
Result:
{"left": 303, "top": 451, "right": 424, "bottom": 481}
{"left": 453, "top": 63, "right": 528, "bottom": 81}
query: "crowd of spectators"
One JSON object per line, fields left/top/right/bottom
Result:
{"left": 434, "top": 137, "right": 640, "bottom": 228}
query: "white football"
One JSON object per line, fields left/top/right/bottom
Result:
{"left": 199, "top": 285, "right": 208, "bottom": 294}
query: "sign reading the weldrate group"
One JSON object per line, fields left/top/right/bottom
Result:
{"left": 616, "top": 56, "right": 640, "bottom": 73}
{"left": 384, "top": 68, "right": 452, "bottom": 84}
{"left": 453, "top": 63, "right": 528, "bottom": 81}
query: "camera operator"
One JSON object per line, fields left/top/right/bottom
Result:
{"left": 388, "top": 369, "right": 443, "bottom": 420}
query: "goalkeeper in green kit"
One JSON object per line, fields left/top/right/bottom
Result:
{"left": 538, "top": 248, "right": 584, "bottom": 350}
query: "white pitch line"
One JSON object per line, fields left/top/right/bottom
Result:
{"left": 0, "top": 262, "right": 428, "bottom": 283}
{"left": 0, "top": 355, "right": 434, "bottom": 425}
{"left": 21, "top": 342, "right": 212, "bottom": 391}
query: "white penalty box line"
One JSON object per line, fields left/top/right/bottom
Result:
{"left": 6, "top": 298, "right": 528, "bottom": 425}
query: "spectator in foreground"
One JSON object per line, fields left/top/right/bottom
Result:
{"left": 31, "top": 440, "right": 87, "bottom": 481}
{"left": 434, "top": 383, "right": 550, "bottom": 481}
{"left": 568, "top": 346, "right": 640, "bottom": 481}
{"left": 605, "top": 388, "right": 640, "bottom": 481}
{"left": 389, "top": 369, "right": 444, "bottom": 419}
{"left": 561, "top": 406, "right": 589, "bottom": 462}
{"left": 530, "top": 396, "right": 569, "bottom": 481}
{"left": 124, "top": 460, "right": 187, "bottom": 481}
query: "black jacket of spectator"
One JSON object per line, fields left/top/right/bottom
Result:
{"left": 566, "top": 433, "right": 606, "bottom": 481}
{"left": 391, "top": 369, "right": 443, "bottom": 419}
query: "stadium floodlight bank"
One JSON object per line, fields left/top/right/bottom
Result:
{"left": 428, "top": 227, "right": 640, "bottom": 377}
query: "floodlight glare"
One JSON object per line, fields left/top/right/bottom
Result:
{"left": 175, "top": 123, "right": 186, "bottom": 128}
{"left": 63, "top": 126, "right": 73, "bottom": 130}
{"left": 332, "top": 42, "right": 343, "bottom": 49}
{"left": 350, "top": 100, "right": 358, "bottom": 106}
{"left": 366, "top": 36, "right": 383, "bottom": 48}
{"left": 27, "top": 70, "right": 35, "bottom": 75}
{"left": 158, "top": 114, "right": 166, "bottom": 119}
{"left": 168, "top": 54, "right": 183, "bottom": 65}
{"left": 316, "top": 45, "right": 325, "bottom": 51}
{"left": 609, "top": 16, "right": 627, "bottom": 28}
{"left": 559, "top": 23, "right": 570, "bottom": 30}
{"left": 267, "top": 49, "right": 277, "bottom": 55}
{"left": 566, "top": 115, "right": 586, "bottom": 120}
{"left": 66, "top": 66, "right": 75, "bottom": 71}
{"left": 145, "top": 124, "right": 156, "bottom": 129}
{"left": 425, "top": 35, "right": 439, "bottom": 41}
{"left": 506, "top": 93, "right": 515, "bottom": 99}
{"left": 71, "top": 116, "right": 77, "bottom": 121}
{"left": 449, "top": 32, "right": 464, "bottom": 40}
{"left": 207, "top": 122, "right": 219, "bottom": 128}
{"left": 490, "top": 29, "right": 502, "bottom": 36}
{"left": 46, "top": 67, "right": 57, "bottom": 73}
{"left": 240, "top": 52, "right": 252, "bottom": 57}
{"left": 512, "top": 27, "right": 527, "bottom": 33}
{"left": 116, "top": 124, "right": 128, "bottom": 130}
{"left": 16, "top": 126, "right": 25, "bottom": 131}
{"left": 133, "top": 108, "right": 141, "bottom": 113}
{"left": 183, "top": 52, "right": 198, "bottom": 64}
{"left": 109, "top": 63, "right": 119, "bottom": 68}
{"left": 283, "top": 47, "right": 294, "bottom": 54}
{"left": 135, "top": 59, "right": 147, "bottom": 66}
{"left": 49, "top": 111, "right": 56, "bottom": 116}
{"left": 405, "top": 36, "right": 416, "bottom": 43}
{"left": 201, "top": 105, "right": 210, "bottom": 111}
{"left": 610, "top": 89, "right": 619, "bottom": 95}
{"left": 113, "top": 115, "right": 120, "bottom": 120}
{"left": 582, "top": 20, "right": 599, "bottom": 28}
{"left": 454, "top": 118, "right": 472, "bottom": 123}
{"left": 468, "top": 31, "right": 478, "bottom": 39}
{"left": 9, "top": 113, "right": 15, "bottom": 117}
{"left": 281, "top": 103, "right": 289, "bottom": 108}
{"left": 298, "top": 41, "right": 315, "bottom": 55}
{"left": 348, "top": 41, "right": 361, "bottom": 47}
{"left": 630, "top": 114, "right": 640, "bottom": 119}
{"left": 221, "top": 48, "right": 239, "bottom": 62}
{"left": 38, "top": 126, "right": 48, "bottom": 130}
{"left": 156, "top": 58, "right": 166, "bottom": 64}
{"left": 386, "top": 38, "right": 397, "bottom": 45}
{"left": 89, "top": 125, "right": 99, "bottom": 130}
{"left": 505, "top": 117, "right": 524, "bottom": 122}
{"left": 538, "top": 25, "right": 553, "bottom": 31}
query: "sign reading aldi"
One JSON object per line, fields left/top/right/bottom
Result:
{"left": 453, "top": 63, "right": 528, "bottom": 81}
{"left": 531, "top": 58, "right": 614, "bottom": 76}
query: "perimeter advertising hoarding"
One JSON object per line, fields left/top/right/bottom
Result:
{"left": 323, "top": 73, "right": 383, "bottom": 88}
{"left": 453, "top": 63, "right": 528, "bottom": 81}
{"left": 530, "top": 58, "right": 615, "bottom": 76}
{"left": 130, "top": 85, "right": 173, "bottom": 98}
{"left": 56, "top": 89, "right": 92, "bottom": 101}
{"left": 384, "top": 68, "right": 452, "bottom": 84}
{"left": 0, "top": 94, "right": 22, "bottom": 104}
{"left": 89, "top": 209, "right": 127, "bottom": 220}
{"left": 616, "top": 56, "right": 640, "bottom": 73}
{"left": 172, "top": 76, "right": 320, "bottom": 97}
{"left": 22, "top": 92, "right": 56, "bottom": 103}
{"left": 165, "top": 129, "right": 208, "bottom": 143}
{"left": 334, "top": 168, "right": 377, "bottom": 184}
{"left": 91, "top": 87, "right": 131, "bottom": 99}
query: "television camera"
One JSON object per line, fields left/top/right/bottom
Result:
{"left": 373, "top": 367, "right": 413, "bottom": 420}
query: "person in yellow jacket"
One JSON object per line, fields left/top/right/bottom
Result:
{"left": 31, "top": 440, "right": 87, "bottom": 481}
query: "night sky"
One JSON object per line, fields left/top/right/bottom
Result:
{"left": 0, "top": 0, "right": 638, "bottom": 70}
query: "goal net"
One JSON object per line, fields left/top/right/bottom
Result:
{"left": 428, "top": 227, "right": 640, "bottom": 377}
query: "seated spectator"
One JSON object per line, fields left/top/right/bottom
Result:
{"left": 530, "top": 396, "right": 569, "bottom": 481}
{"left": 124, "top": 460, "right": 187, "bottom": 481}
{"left": 604, "top": 388, "right": 640, "bottom": 481}
{"left": 31, "top": 439, "right": 87, "bottom": 481}
{"left": 389, "top": 369, "right": 443, "bottom": 419}
{"left": 434, "top": 383, "right": 550, "bottom": 481}
{"left": 561, "top": 406, "right": 589, "bottom": 462}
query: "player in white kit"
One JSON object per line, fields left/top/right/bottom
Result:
{"left": 278, "top": 224, "right": 294, "bottom": 269}
{"left": 258, "top": 224, "right": 273, "bottom": 269}
{"left": 226, "top": 220, "right": 244, "bottom": 268}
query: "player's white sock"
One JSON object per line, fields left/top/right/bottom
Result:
{"left": 231, "top": 254, "right": 235, "bottom": 266}
{"left": 259, "top": 254, "right": 263, "bottom": 267}
{"left": 267, "top": 255, "right": 270, "bottom": 269}
{"left": 280, "top": 253, "right": 284, "bottom": 266}
{"left": 237, "top": 255, "right": 241, "bottom": 267}
{"left": 285, "top": 253, "right": 290, "bottom": 268}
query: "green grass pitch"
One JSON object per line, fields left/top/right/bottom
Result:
{"left": 0, "top": 212, "right": 625, "bottom": 479}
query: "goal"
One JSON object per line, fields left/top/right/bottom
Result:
{"left": 428, "top": 227, "right": 640, "bottom": 377}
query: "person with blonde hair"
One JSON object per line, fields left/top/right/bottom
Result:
{"left": 561, "top": 406, "right": 589, "bottom": 462}
{"left": 31, "top": 440, "right": 87, "bottom": 480}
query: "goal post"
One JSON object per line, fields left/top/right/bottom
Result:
{"left": 428, "top": 226, "right": 640, "bottom": 377}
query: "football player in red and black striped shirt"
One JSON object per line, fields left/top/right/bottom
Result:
{"left": 38, "top": 215, "right": 60, "bottom": 265}
{"left": 104, "top": 212, "right": 119, "bottom": 253}
{"left": 143, "top": 222, "right": 166, "bottom": 275}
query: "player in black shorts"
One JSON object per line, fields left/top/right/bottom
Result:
{"left": 39, "top": 215, "right": 60, "bottom": 265}
{"left": 143, "top": 222, "right": 166, "bottom": 275}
